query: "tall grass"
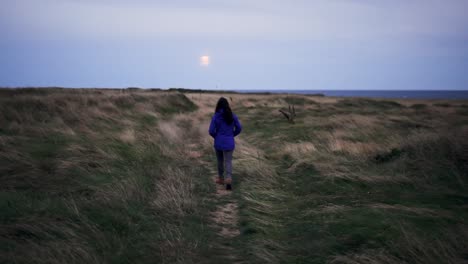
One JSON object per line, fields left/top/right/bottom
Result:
{"left": 2, "top": 88, "right": 467, "bottom": 263}
{"left": 0, "top": 88, "right": 216, "bottom": 264}
{"left": 230, "top": 94, "right": 468, "bottom": 263}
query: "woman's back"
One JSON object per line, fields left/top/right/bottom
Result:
{"left": 209, "top": 110, "right": 241, "bottom": 151}
{"left": 213, "top": 111, "right": 239, "bottom": 135}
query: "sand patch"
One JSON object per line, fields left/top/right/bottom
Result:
{"left": 158, "top": 121, "right": 182, "bottom": 142}
{"left": 119, "top": 129, "right": 135, "bottom": 143}
{"left": 210, "top": 202, "right": 240, "bottom": 238}
{"left": 328, "top": 136, "right": 381, "bottom": 155}
{"left": 282, "top": 142, "right": 316, "bottom": 159}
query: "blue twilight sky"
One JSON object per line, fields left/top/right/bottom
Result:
{"left": 1, "top": 0, "right": 468, "bottom": 90}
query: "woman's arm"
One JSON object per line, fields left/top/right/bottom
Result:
{"left": 233, "top": 115, "right": 242, "bottom": 137}
{"left": 209, "top": 116, "right": 217, "bottom": 138}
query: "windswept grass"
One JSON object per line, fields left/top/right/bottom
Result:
{"left": 2, "top": 88, "right": 467, "bottom": 263}
{"left": 216, "top": 93, "right": 468, "bottom": 263}
{"left": 0, "top": 88, "right": 213, "bottom": 264}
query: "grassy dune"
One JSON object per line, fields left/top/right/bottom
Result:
{"left": 223, "top": 93, "right": 468, "bottom": 263}
{"left": 0, "top": 89, "right": 221, "bottom": 263}
{"left": 1, "top": 88, "right": 468, "bottom": 263}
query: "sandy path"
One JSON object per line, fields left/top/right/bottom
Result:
{"left": 210, "top": 174, "right": 241, "bottom": 238}
{"left": 188, "top": 94, "right": 244, "bottom": 263}
{"left": 207, "top": 168, "right": 243, "bottom": 264}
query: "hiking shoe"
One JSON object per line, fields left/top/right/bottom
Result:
{"left": 215, "top": 177, "right": 224, "bottom": 185}
{"left": 225, "top": 178, "right": 232, "bottom": 190}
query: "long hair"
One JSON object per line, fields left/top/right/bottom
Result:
{"left": 215, "top": 97, "right": 233, "bottom": 124}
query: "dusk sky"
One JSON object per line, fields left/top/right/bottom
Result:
{"left": 1, "top": 0, "right": 468, "bottom": 90}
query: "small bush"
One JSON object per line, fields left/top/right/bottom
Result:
{"left": 410, "top": 103, "right": 427, "bottom": 109}
{"left": 154, "top": 93, "right": 198, "bottom": 114}
{"left": 336, "top": 98, "right": 402, "bottom": 110}
{"left": 374, "top": 148, "right": 405, "bottom": 163}
{"left": 434, "top": 103, "right": 450, "bottom": 107}
{"left": 284, "top": 96, "right": 316, "bottom": 106}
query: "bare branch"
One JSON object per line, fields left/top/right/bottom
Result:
{"left": 279, "top": 104, "right": 296, "bottom": 124}
{"left": 279, "top": 109, "right": 290, "bottom": 120}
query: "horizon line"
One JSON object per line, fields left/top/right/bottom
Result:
{"left": 1, "top": 86, "right": 468, "bottom": 91}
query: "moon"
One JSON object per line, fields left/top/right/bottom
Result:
{"left": 200, "top": 55, "right": 210, "bottom": 66}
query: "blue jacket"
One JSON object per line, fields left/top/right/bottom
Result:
{"left": 209, "top": 110, "right": 242, "bottom": 151}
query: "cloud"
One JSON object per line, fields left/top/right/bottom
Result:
{"left": 1, "top": 0, "right": 289, "bottom": 38}
{"left": 2, "top": 0, "right": 467, "bottom": 40}
{"left": 1, "top": 0, "right": 468, "bottom": 90}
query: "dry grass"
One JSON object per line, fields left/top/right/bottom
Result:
{"left": 282, "top": 141, "right": 317, "bottom": 157}
{"left": 368, "top": 203, "right": 454, "bottom": 218}
{"left": 0, "top": 88, "right": 213, "bottom": 264}
{"left": 192, "top": 92, "right": 468, "bottom": 263}
{"left": 158, "top": 121, "right": 183, "bottom": 142}
{"left": 152, "top": 167, "right": 195, "bottom": 216}
{"left": 2, "top": 89, "right": 468, "bottom": 263}
{"left": 327, "top": 135, "right": 383, "bottom": 155}
{"left": 118, "top": 128, "right": 136, "bottom": 143}
{"left": 330, "top": 250, "right": 402, "bottom": 264}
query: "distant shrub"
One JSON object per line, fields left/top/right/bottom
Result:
{"left": 305, "top": 93, "right": 325, "bottom": 97}
{"left": 154, "top": 93, "right": 198, "bottom": 114}
{"left": 410, "top": 103, "right": 427, "bottom": 109}
{"left": 284, "top": 97, "right": 317, "bottom": 106}
{"left": 131, "top": 94, "right": 149, "bottom": 103}
{"left": 140, "top": 114, "right": 158, "bottom": 126}
{"left": 0, "top": 97, "right": 51, "bottom": 123}
{"left": 375, "top": 134, "right": 468, "bottom": 187}
{"left": 389, "top": 118, "right": 429, "bottom": 129}
{"left": 112, "top": 95, "right": 136, "bottom": 109}
{"left": 411, "top": 135, "right": 467, "bottom": 185}
{"left": 0, "top": 87, "right": 58, "bottom": 96}
{"left": 374, "top": 148, "right": 405, "bottom": 163}
{"left": 434, "top": 103, "right": 451, "bottom": 107}
{"left": 456, "top": 107, "right": 468, "bottom": 116}
{"left": 336, "top": 98, "right": 402, "bottom": 110}
{"left": 168, "top": 88, "right": 238, "bottom": 94}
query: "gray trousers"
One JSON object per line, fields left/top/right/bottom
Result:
{"left": 215, "top": 149, "right": 233, "bottom": 179}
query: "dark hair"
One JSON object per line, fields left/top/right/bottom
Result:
{"left": 215, "top": 97, "right": 233, "bottom": 124}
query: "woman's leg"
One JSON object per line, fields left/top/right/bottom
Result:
{"left": 215, "top": 149, "right": 224, "bottom": 178}
{"left": 224, "top": 150, "right": 233, "bottom": 180}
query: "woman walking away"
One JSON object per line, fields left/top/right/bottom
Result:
{"left": 209, "top": 97, "right": 242, "bottom": 190}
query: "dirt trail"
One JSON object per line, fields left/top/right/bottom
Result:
{"left": 210, "top": 173, "right": 241, "bottom": 238}
{"left": 190, "top": 142, "right": 243, "bottom": 263}
{"left": 207, "top": 168, "right": 243, "bottom": 263}
{"left": 188, "top": 95, "right": 244, "bottom": 263}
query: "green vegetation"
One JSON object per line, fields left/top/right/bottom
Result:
{"left": 0, "top": 89, "right": 216, "bottom": 264}
{"left": 283, "top": 96, "right": 318, "bottom": 106}
{"left": 231, "top": 94, "right": 468, "bottom": 263}
{"left": 1, "top": 88, "right": 467, "bottom": 263}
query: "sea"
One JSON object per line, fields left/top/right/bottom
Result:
{"left": 234, "top": 90, "right": 468, "bottom": 100}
